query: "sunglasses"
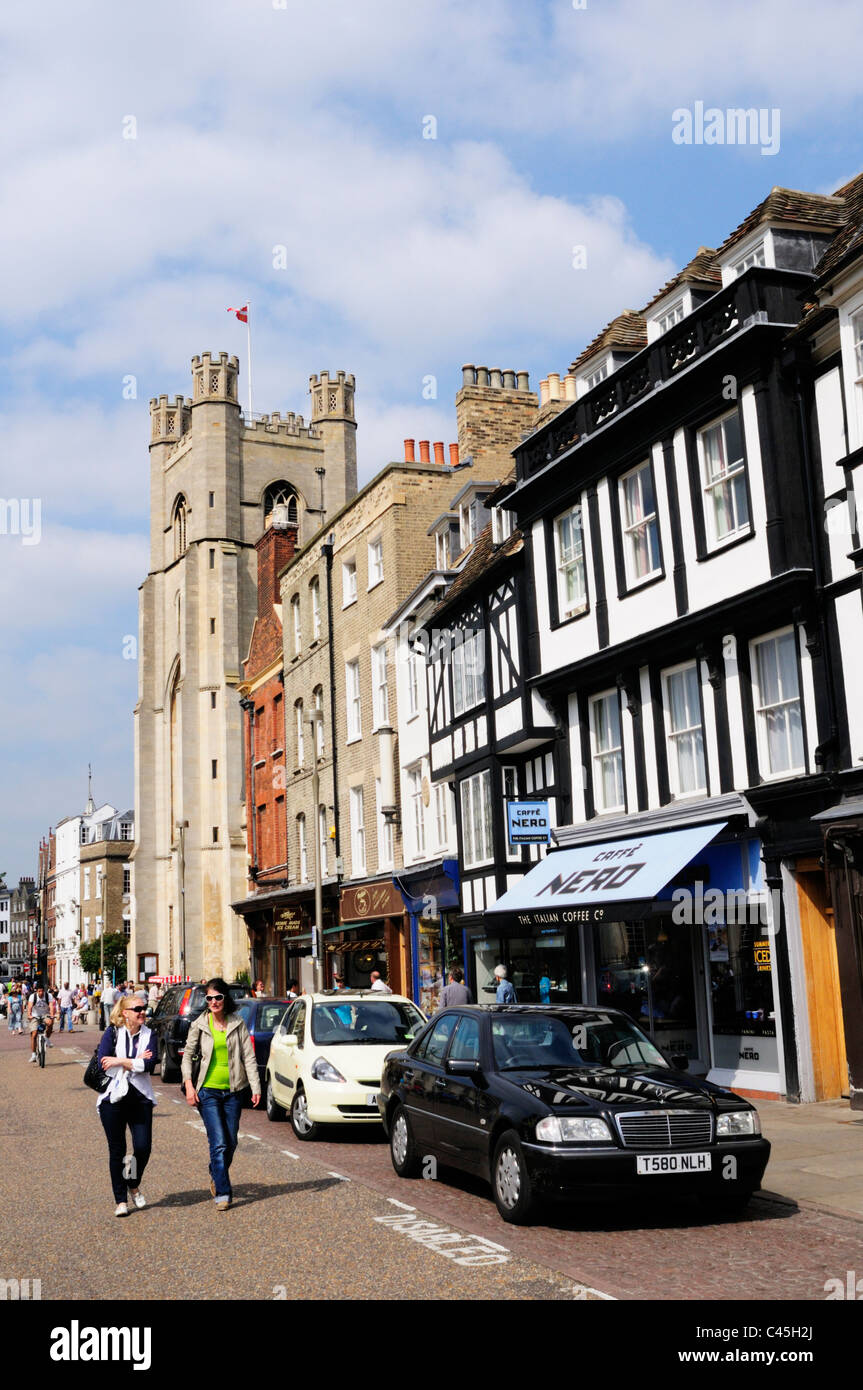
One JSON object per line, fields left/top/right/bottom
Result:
{"left": 125, "top": 1006, "right": 146, "bottom": 1014}
{"left": 206, "top": 994, "right": 224, "bottom": 1002}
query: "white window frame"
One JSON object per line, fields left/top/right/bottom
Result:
{"left": 367, "top": 536, "right": 384, "bottom": 589}
{"left": 407, "top": 645, "right": 420, "bottom": 719}
{"left": 656, "top": 298, "right": 685, "bottom": 335}
{"left": 589, "top": 690, "right": 625, "bottom": 814}
{"left": 313, "top": 687, "right": 325, "bottom": 758}
{"left": 433, "top": 783, "right": 451, "bottom": 851}
{"left": 435, "top": 531, "right": 448, "bottom": 569}
{"left": 372, "top": 643, "right": 389, "bottom": 729}
{"left": 619, "top": 461, "right": 661, "bottom": 587}
{"left": 492, "top": 507, "right": 514, "bottom": 545}
{"left": 460, "top": 770, "right": 494, "bottom": 869}
{"left": 310, "top": 577, "right": 322, "bottom": 641}
{"left": 751, "top": 628, "right": 806, "bottom": 780}
{"left": 697, "top": 409, "right": 750, "bottom": 548}
{"left": 407, "top": 765, "right": 426, "bottom": 860}
{"left": 553, "top": 504, "right": 587, "bottom": 618}
{"left": 83, "top": 867, "right": 91, "bottom": 900}
{"left": 291, "top": 595, "right": 301, "bottom": 657}
{"left": 342, "top": 559, "right": 357, "bottom": 608}
{"left": 295, "top": 700, "right": 305, "bottom": 768}
{"left": 350, "top": 786, "right": 366, "bottom": 875}
{"left": 661, "top": 662, "right": 707, "bottom": 798}
{"left": 732, "top": 241, "right": 766, "bottom": 277}
{"left": 345, "top": 661, "right": 361, "bottom": 742}
{"left": 297, "top": 814, "right": 308, "bottom": 883}
{"left": 375, "top": 779, "right": 394, "bottom": 871}
{"left": 451, "top": 629, "right": 485, "bottom": 717}
{"left": 853, "top": 308, "right": 863, "bottom": 383}
{"left": 584, "top": 358, "right": 609, "bottom": 391}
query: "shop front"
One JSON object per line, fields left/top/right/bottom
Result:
{"left": 232, "top": 884, "right": 339, "bottom": 995}
{"left": 393, "top": 859, "right": 460, "bottom": 1014}
{"left": 479, "top": 804, "right": 788, "bottom": 1098}
{"left": 339, "top": 881, "right": 410, "bottom": 997}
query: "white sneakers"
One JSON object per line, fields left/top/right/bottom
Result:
{"left": 28, "top": 1054, "right": 36, "bottom": 1063}
{"left": 114, "top": 1202, "right": 129, "bottom": 1217}
{"left": 129, "top": 1191, "right": 146, "bottom": 1210}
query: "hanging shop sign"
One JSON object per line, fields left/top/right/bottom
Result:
{"left": 507, "top": 800, "right": 552, "bottom": 846}
{"left": 341, "top": 882, "right": 404, "bottom": 923}
{"left": 274, "top": 906, "right": 304, "bottom": 933}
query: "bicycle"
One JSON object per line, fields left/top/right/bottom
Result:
{"left": 35, "top": 1017, "right": 48, "bottom": 1068}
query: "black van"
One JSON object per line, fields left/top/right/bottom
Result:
{"left": 148, "top": 982, "right": 252, "bottom": 1081}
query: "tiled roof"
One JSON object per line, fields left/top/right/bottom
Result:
{"left": 569, "top": 310, "right": 647, "bottom": 374}
{"left": 814, "top": 172, "right": 863, "bottom": 284}
{"left": 429, "top": 523, "right": 523, "bottom": 621}
{"left": 642, "top": 247, "right": 721, "bottom": 314}
{"left": 717, "top": 186, "right": 846, "bottom": 259}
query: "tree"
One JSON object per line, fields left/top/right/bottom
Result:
{"left": 78, "top": 933, "right": 127, "bottom": 979}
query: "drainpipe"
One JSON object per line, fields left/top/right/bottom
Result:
{"left": 321, "top": 538, "right": 342, "bottom": 863}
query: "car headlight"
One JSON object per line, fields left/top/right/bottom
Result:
{"left": 535, "top": 1116, "right": 613, "bottom": 1144}
{"left": 311, "top": 1057, "right": 347, "bottom": 1084}
{"left": 716, "top": 1110, "right": 760, "bottom": 1137}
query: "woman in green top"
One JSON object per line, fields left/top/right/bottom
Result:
{"left": 181, "top": 978, "right": 260, "bottom": 1211}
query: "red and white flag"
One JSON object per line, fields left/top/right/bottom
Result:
{"left": 227, "top": 304, "right": 248, "bottom": 323}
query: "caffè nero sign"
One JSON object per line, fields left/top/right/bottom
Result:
{"left": 486, "top": 823, "right": 727, "bottom": 926}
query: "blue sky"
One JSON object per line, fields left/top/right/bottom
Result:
{"left": 1, "top": 0, "right": 862, "bottom": 882}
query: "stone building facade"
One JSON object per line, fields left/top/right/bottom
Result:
{"left": 132, "top": 352, "right": 357, "bottom": 983}
{"left": 79, "top": 809, "right": 134, "bottom": 978}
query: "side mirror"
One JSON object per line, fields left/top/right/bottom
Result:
{"left": 670, "top": 1052, "right": 689, "bottom": 1071}
{"left": 283, "top": 1033, "right": 298, "bottom": 1048}
{"left": 445, "top": 1058, "right": 482, "bottom": 1077}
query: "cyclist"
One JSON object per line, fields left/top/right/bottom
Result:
{"left": 27, "top": 985, "right": 54, "bottom": 1062}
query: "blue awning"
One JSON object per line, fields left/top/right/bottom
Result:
{"left": 485, "top": 822, "right": 726, "bottom": 926}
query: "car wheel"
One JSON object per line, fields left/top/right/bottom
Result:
{"left": 160, "top": 1039, "right": 178, "bottom": 1082}
{"left": 698, "top": 1190, "right": 755, "bottom": 1216}
{"left": 290, "top": 1087, "right": 320, "bottom": 1141}
{"left": 389, "top": 1104, "right": 421, "bottom": 1178}
{"left": 492, "top": 1130, "right": 535, "bottom": 1225}
{"left": 265, "top": 1077, "right": 286, "bottom": 1123}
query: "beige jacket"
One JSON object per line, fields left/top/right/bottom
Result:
{"left": 181, "top": 1011, "right": 261, "bottom": 1096}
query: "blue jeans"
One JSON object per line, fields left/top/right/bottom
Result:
{"left": 8, "top": 1000, "right": 22, "bottom": 1031}
{"left": 60, "top": 1006, "right": 74, "bottom": 1031}
{"left": 197, "top": 1088, "right": 243, "bottom": 1200}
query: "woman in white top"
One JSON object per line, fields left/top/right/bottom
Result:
{"left": 97, "top": 992, "right": 158, "bottom": 1217}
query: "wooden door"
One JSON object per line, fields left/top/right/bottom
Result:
{"left": 797, "top": 869, "right": 848, "bottom": 1100}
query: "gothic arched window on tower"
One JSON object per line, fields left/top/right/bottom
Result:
{"left": 173, "top": 495, "right": 188, "bottom": 559}
{"left": 264, "top": 482, "right": 299, "bottom": 529}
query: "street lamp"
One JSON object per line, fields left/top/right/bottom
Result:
{"left": 306, "top": 711, "right": 324, "bottom": 993}
{"left": 177, "top": 820, "right": 189, "bottom": 982}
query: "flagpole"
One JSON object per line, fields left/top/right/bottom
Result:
{"left": 246, "top": 301, "right": 253, "bottom": 419}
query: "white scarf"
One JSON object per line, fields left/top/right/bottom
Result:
{"left": 97, "top": 1025, "right": 157, "bottom": 1107}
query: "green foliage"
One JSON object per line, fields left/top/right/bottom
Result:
{"left": 78, "top": 933, "right": 127, "bottom": 978}
{"left": 234, "top": 968, "right": 251, "bottom": 986}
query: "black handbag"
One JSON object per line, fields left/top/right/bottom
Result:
{"left": 83, "top": 1025, "right": 117, "bottom": 1094}
{"left": 181, "top": 1024, "right": 203, "bottom": 1093}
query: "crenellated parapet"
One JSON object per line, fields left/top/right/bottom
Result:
{"left": 309, "top": 369, "right": 355, "bottom": 422}
{"left": 241, "top": 410, "right": 319, "bottom": 440}
{"left": 191, "top": 350, "right": 240, "bottom": 405}
{"left": 149, "top": 393, "right": 192, "bottom": 445}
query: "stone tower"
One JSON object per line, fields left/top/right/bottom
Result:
{"left": 131, "top": 353, "right": 357, "bottom": 982}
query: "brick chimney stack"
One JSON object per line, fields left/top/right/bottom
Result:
{"left": 456, "top": 365, "right": 539, "bottom": 474}
{"left": 255, "top": 516, "right": 299, "bottom": 619}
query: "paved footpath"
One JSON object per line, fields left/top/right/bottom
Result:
{"left": 3, "top": 1024, "right": 861, "bottom": 1301}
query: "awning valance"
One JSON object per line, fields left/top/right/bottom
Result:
{"left": 485, "top": 822, "right": 726, "bottom": 926}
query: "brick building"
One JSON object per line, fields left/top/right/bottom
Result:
{"left": 80, "top": 809, "right": 134, "bottom": 979}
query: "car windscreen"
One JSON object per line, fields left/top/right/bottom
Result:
{"left": 311, "top": 1001, "right": 425, "bottom": 1046}
{"left": 256, "top": 1003, "right": 287, "bottom": 1033}
{"left": 491, "top": 1013, "right": 668, "bottom": 1071}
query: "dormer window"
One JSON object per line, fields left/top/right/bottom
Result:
{"left": 732, "top": 242, "right": 766, "bottom": 277}
{"left": 656, "top": 299, "right": 685, "bottom": 335}
{"left": 584, "top": 360, "right": 609, "bottom": 391}
{"left": 459, "top": 493, "right": 490, "bottom": 550}
{"left": 491, "top": 508, "right": 514, "bottom": 545}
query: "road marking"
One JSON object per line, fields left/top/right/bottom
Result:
{"left": 171, "top": 1098, "right": 183, "bottom": 1104}
{"left": 237, "top": 1132, "right": 261, "bottom": 1141}
{"left": 186, "top": 1120, "right": 207, "bottom": 1133}
{"left": 328, "top": 1171, "right": 349, "bottom": 1181}
{"left": 570, "top": 1282, "right": 616, "bottom": 1301}
{"left": 281, "top": 1150, "right": 300, "bottom": 1160}
{"left": 374, "top": 1211, "right": 509, "bottom": 1266}
{"left": 386, "top": 1198, "right": 415, "bottom": 1211}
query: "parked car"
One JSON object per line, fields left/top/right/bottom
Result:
{"left": 234, "top": 996, "right": 292, "bottom": 1097}
{"left": 264, "top": 991, "right": 426, "bottom": 1140}
{"left": 379, "top": 1004, "right": 771, "bottom": 1225}
{"left": 149, "top": 981, "right": 253, "bottom": 1081}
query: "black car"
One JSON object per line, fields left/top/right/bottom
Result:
{"left": 379, "top": 1005, "right": 771, "bottom": 1224}
{"left": 149, "top": 981, "right": 252, "bottom": 1081}
{"left": 234, "top": 997, "right": 291, "bottom": 1092}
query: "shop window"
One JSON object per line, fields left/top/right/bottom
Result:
{"left": 595, "top": 919, "right": 699, "bottom": 1062}
{"left": 709, "top": 921, "right": 778, "bottom": 1075}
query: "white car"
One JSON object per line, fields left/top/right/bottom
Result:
{"left": 265, "top": 991, "right": 427, "bottom": 1140}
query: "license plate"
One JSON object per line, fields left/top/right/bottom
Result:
{"left": 366, "top": 1092, "right": 380, "bottom": 1107}
{"left": 636, "top": 1151, "right": 712, "bottom": 1175}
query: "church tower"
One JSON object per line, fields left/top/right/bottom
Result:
{"left": 131, "top": 353, "right": 357, "bottom": 981}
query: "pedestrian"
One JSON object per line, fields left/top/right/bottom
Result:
{"left": 97, "top": 992, "right": 157, "bottom": 1217}
{"left": 286, "top": 979, "right": 298, "bottom": 1001}
{"left": 368, "top": 970, "right": 392, "bottom": 994}
{"left": 254, "top": 979, "right": 265, "bottom": 997}
{"left": 7, "top": 982, "right": 24, "bottom": 1034}
{"left": 494, "top": 964, "right": 518, "bottom": 1005}
{"left": 437, "top": 967, "right": 473, "bottom": 1009}
{"left": 181, "top": 977, "right": 260, "bottom": 1212}
{"left": 147, "top": 980, "right": 159, "bottom": 1009}
{"left": 58, "top": 981, "right": 75, "bottom": 1033}
{"left": 26, "top": 986, "right": 54, "bottom": 1061}
{"left": 100, "top": 980, "right": 117, "bottom": 1028}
